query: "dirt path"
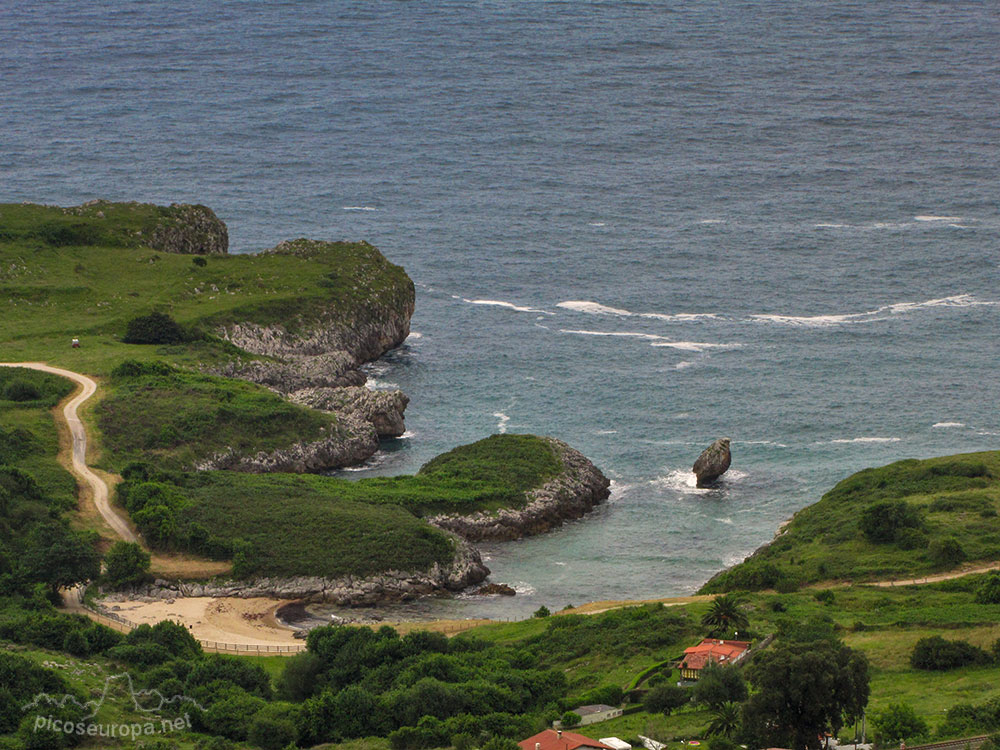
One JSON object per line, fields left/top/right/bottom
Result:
{"left": 0, "top": 361, "right": 136, "bottom": 542}
{"left": 867, "top": 561, "right": 1000, "bottom": 587}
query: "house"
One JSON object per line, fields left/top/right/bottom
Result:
{"left": 677, "top": 638, "right": 751, "bottom": 680}
{"left": 572, "top": 704, "right": 623, "bottom": 726}
{"left": 519, "top": 729, "right": 614, "bottom": 750}
{"left": 599, "top": 739, "right": 632, "bottom": 750}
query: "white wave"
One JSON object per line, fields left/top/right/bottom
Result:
{"left": 752, "top": 294, "right": 996, "bottom": 327}
{"left": 715, "top": 517, "right": 734, "bottom": 525}
{"left": 932, "top": 421, "right": 965, "bottom": 428}
{"left": 559, "top": 329, "right": 734, "bottom": 352}
{"left": 557, "top": 300, "right": 632, "bottom": 316}
{"left": 596, "top": 429, "right": 619, "bottom": 434}
{"left": 341, "top": 206, "right": 377, "bottom": 211}
{"left": 588, "top": 221, "right": 607, "bottom": 227}
{"left": 948, "top": 224, "right": 972, "bottom": 229}
{"left": 828, "top": 437, "right": 901, "bottom": 444}
{"left": 557, "top": 299, "right": 720, "bottom": 322}
{"left": 698, "top": 219, "right": 726, "bottom": 224}
{"left": 408, "top": 332, "right": 423, "bottom": 339}
{"left": 462, "top": 298, "right": 551, "bottom": 314}
{"left": 339, "top": 453, "right": 388, "bottom": 471}
{"left": 675, "top": 361, "right": 694, "bottom": 370}
{"left": 915, "top": 215, "right": 963, "bottom": 222}
{"left": 814, "top": 222, "right": 849, "bottom": 228}
{"left": 553, "top": 561, "right": 567, "bottom": 566}
{"left": 366, "top": 378, "right": 399, "bottom": 390}
{"left": 653, "top": 469, "right": 711, "bottom": 494}
{"left": 493, "top": 411, "right": 510, "bottom": 434}
{"left": 511, "top": 581, "right": 536, "bottom": 595}
{"left": 397, "top": 430, "right": 415, "bottom": 439}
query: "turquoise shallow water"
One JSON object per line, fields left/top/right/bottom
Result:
{"left": 2, "top": 0, "right": 999, "bottom": 617}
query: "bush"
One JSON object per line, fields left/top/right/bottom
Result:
{"left": 871, "top": 703, "right": 929, "bottom": 744}
{"left": 110, "top": 360, "right": 174, "bottom": 379}
{"left": 192, "top": 256, "right": 207, "bottom": 267}
{"left": 123, "top": 312, "right": 185, "bottom": 345}
{"left": 910, "top": 636, "right": 991, "bottom": 670}
{"left": 930, "top": 537, "right": 966, "bottom": 567}
{"left": 2, "top": 379, "right": 42, "bottom": 401}
{"left": 896, "top": 527, "right": 930, "bottom": 551}
{"left": 103, "top": 541, "right": 151, "bottom": 589}
{"left": 561, "top": 711, "right": 581, "bottom": 727}
{"left": 643, "top": 684, "right": 690, "bottom": 715}
{"left": 533, "top": 606, "right": 550, "bottom": 618}
{"left": 975, "top": 573, "right": 1000, "bottom": 604}
{"left": 813, "top": 589, "right": 835, "bottom": 605}
{"left": 860, "top": 500, "right": 922, "bottom": 543}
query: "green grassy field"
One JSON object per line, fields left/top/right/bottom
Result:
{"left": 95, "top": 363, "right": 337, "bottom": 471}
{"left": 702, "top": 451, "right": 1000, "bottom": 593}
{"left": 0, "top": 202, "right": 413, "bottom": 374}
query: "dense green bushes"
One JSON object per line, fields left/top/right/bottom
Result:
{"left": 910, "top": 636, "right": 991, "bottom": 670}
{"left": 122, "top": 312, "right": 187, "bottom": 344}
{"left": 860, "top": 500, "right": 923, "bottom": 544}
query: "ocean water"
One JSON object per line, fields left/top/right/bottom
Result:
{"left": 3, "top": 1, "right": 999, "bottom": 619}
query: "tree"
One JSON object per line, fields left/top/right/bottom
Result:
{"left": 870, "top": 703, "right": 929, "bottom": 745}
{"left": 103, "top": 541, "right": 151, "bottom": 589}
{"left": 693, "top": 663, "right": 747, "bottom": 708}
{"left": 123, "top": 311, "right": 185, "bottom": 344}
{"left": 644, "top": 684, "right": 690, "bottom": 715}
{"left": 21, "top": 522, "right": 100, "bottom": 595}
{"left": 742, "top": 638, "right": 870, "bottom": 750}
{"left": 701, "top": 594, "right": 749, "bottom": 637}
{"left": 561, "top": 711, "right": 581, "bottom": 727}
{"left": 910, "top": 636, "right": 990, "bottom": 670}
{"left": 930, "top": 537, "right": 966, "bottom": 567}
{"left": 706, "top": 702, "right": 742, "bottom": 738}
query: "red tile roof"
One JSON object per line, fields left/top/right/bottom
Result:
{"left": 519, "top": 730, "right": 614, "bottom": 750}
{"left": 679, "top": 638, "right": 751, "bottom": 671}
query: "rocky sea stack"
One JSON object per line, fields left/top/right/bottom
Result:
{"left": 693, "top": 437, "right": 732, "bottom": 487}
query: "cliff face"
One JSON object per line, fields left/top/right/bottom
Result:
{"left": 104, "top": 533, "right": 489, "bottom": 606}
{"left": 427, "top": 439, "right": 612, "bottom": 542}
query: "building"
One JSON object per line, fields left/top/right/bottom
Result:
{"left": 572, "top": 704, "right": 624, "bottom": 726}
{"left": 677, "top": 638, "right": 751, "bottom": 680}
{"left": 599, "top": 739, "right": 632, "bottom": 750}
{"left": 519, "top": 730, "right": 614, "bottom": 750}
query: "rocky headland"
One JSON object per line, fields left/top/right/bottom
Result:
{"left": 426, "top": 439, "right": 612, "bottom": 542}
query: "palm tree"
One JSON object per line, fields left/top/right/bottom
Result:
{"left": 701, "top": 593, "right": 749, "bottom": 637}
{"left": 706, "top": 701, "right": 742, "bottom": 738}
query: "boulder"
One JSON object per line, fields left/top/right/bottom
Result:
{"left": 475, "top": 583, "right": 516, "bottom": 596}
{"left": 693, "top": 438, "right": 732, "bottom": 487}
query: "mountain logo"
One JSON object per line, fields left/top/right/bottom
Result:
{"left": 22, "top": 672, "right": 204, "bottom": 721}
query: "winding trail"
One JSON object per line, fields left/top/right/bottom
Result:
{"left": 0, "top": 362, "right": 136, "bottom": 542}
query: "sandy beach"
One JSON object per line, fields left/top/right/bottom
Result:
{"left": 109, "top": 597, "right": 300, "bottom": 647}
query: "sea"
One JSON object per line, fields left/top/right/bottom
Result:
{"left": 3, "top": 1, "right": 999, "bottom": 620}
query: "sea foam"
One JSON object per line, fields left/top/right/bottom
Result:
{"left": 462, "top": 298, "right": 551, "bottom": 314}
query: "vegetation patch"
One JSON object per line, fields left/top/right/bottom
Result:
{"left": 95, "top": 362, "right": 335, "bottom": 470}
{"left": 702, "top": 452, "right": 1000, "bottom": 592}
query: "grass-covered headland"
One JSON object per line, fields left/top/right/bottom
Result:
{"left": 702, "top": 451, "right": 1000, "bottom": 593}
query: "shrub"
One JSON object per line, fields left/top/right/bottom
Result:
{"left": 813, "top": 589, "right": 835, "bottom": 605}
{"left": 534, "top": 606, "right": 550, "bottom": 618}
{"left": 896, "top": 527, "right": 930, "bottom": 551}
{"left": 111, "top": 359, "right": 174, "bottom": 379}
{"left": 930, "top": 537, "right": 966, "bottom": 567}
{"left": 643, "top": 684, "right": 690, "bottom": 715}
{"left": 2, "top": 379, "right": 42, "bottom": 401}
{"left": 560, "top": 711, "right": 581, "bottom": 727}
{"left": 860, "top": 500, "right": 922, "bottom": 543}
{"left": 910, "top": 636, "right": 991, "bottom": 670}
{"left": 975, "top": 573, "right": 1000, "bottom": 604}
{"left": 192, "top": 256, "right": 207, "bottom": 267}
{"left": 871, "top": 703, "right": 929, "bottom": 744}
{"left": 123, "top": 312, "right": 185, "bottom": 344}
{"left": 103, "top": 541, "right": 151, "bottom": 589}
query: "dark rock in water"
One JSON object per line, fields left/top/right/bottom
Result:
{"left": 693, "top": 438, "right": 732, "bottom": 488}
{"left": 475, "top": 583, "right": 516, "bottom": 596}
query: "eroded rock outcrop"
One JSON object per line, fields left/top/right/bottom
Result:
{"left": 101, "top": 533, "right": 488, "bottom": 606}
{"left": 426, "top": 439, "right": 611, "bottom": 542}
{"left": 693, "top": 437, "right": 732, "bottom": 487}
{"left": 289, "top": 386, "right": 409, "bottom": 438}
{"left": 195, "top": 417, "right": 378, "bottom": 473}
{"left": 148, "top": 203, "right": 229, "bottom": 255}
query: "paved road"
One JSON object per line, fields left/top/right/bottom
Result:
{"left": 0, "top": 362, "right": 137, "bottom": 542}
